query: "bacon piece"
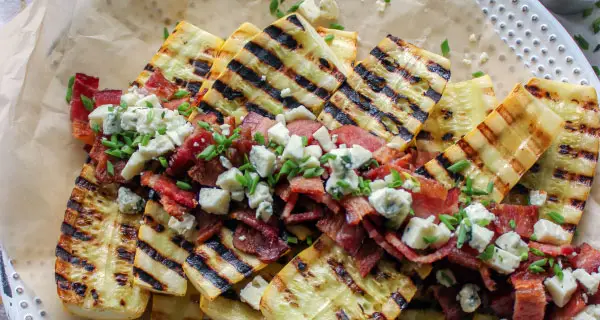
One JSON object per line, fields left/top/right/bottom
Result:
{"left": 512, "top": 277, "right": 546, "bottom": 320}
{"left": 364, "top": 165, "right": 449, "bottom": 202}
{"left": 195, "top": 211, "right": 223, "bottom": 244}
{"left": 316, "top": 212, "right": 365, "bottom": 256}
{"left": 232, "top": 224, "right": 289, "bottom": 263}
{"left": 331, "top": 125, "right": 385, "bottom": 152}
{"left": 414, "top": 150, "right": 439, "bottom": 168}
{"left": 354, "top": 239, "right": 384, "bottom": 277}
{"left": 491, "top": 204, "right": 538, "bottom": 239}
{"left": 362, "top": 218, "right": 404, "bottom": 261}
{"left": 341, "top": 196, "right": 375, "bottom": 225}
{"left": 241, "top": 112, "right": 275, "bottom": 142}
{"left": 448, "top": 247, "right": 498, "bottom": 291}
{"left": 286, "top": 120, "right": 322, "bottom": 143}
{"left": 72, "top": 120, "right": 95, "bottom": 145}
{"left": 141, "top": 172, "right": 197, "bottom": 208}
{"left": 282, "top": 192, "right": 298, "bottom": 221}
{"left": 309, "top": 193, "right": 341, "bottom": 214}
{"left": 490, "top": 292, "right": 515, "bottom": 318}
{"left": 191, "top": 112, "right": 219, "bottom": 126}
{"left": 275, "top": 182, "right": 293, "bottom": 202}
{"left": 372, "top": 146, "right": 404, "bottom": 165}
{"left": 284, "top": 208, "right": 323, "bottom": 225}
{"left": 289, "top": 176, "right": 325, "bottom": 196}
{"left": 552, "top": 290, "right": 586, "bottom": 320}
{"left": 143, "top": 70, "right": 178, "bottom": 99}
{"left": 162, "top": 97, "right": 189, "bottom": 110}
{"left": 570, "top": 243, "right": 600, "bottom": 273}
{"left": 70, "top": 73, "right": 99, "bottom": 122}
{"left": 187, "top": 158, "right": 225, "bottom": 187}
{"left": 93, "top": 89, "right": 122, "bottom": 107}
{"left": 432, "top": 286, "right": 465, "bottom": 320}
{"left": 480, "top": 266, "right": 497, "bottom": 291}
{"left": 231, "top": 211, "right": 280, "bottom": 239}
{"left": 385, "top": 232, "right": 455, "bottom": 264}
{"left": 412, "top": 187, "right": 459, "bottom": 219}
{"left": 158, "top": 196, "right": 189, "bottom": 220}
{"left": 167, "top": 129, "right": 214, "bottom": 175}
{"left": 529, "top": 242, "right": 575, "bottom": 257}
{"left": 89, "top": 136, "right": 127, "bottom": 183}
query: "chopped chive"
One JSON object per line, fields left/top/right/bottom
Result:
{"left": 163, "top": 27, "right": 169, "bottom": 40}
{"left": 254, "top": 132, "right": 266, "bottom": 145}
{"left": 105, "top": 149, "right": 124, "bottom": 158}
{"left": 301, "top": 136, "right": 308, "bottom": 146}
{"left": 141, "top": 134, "right": 151, "bottom": 147}
{"left": 553, "top": 263, "right": 564, "bottom": 280}
{"left": 248, "top": 175, "right": 260, "bottom": 195}
{"left": 486, "top": 181, "right": 494, "bottom": 193}
{"left": 287, "top": 0, "right": 304, "bottom": 13}
{"left": 197, "top": 121, "right": 212, "bottom": 131}
{"left": 362, "top": 159, "right": 380, "bottom": 168}
{"left": 477, "top": 219, "right": 491, "bottom": 227}
{"left": 197, "top": 145, "right": 217, "bottom": 160}
{"left": 269, "top": 0, "right": 279, "bottom": 15}
{"left": 509, "top": 219, "right": 516, "bottom": 229}
{"left": 465, "top": 177, "right": 473, "bottom": 193}
{"left": 530, "top": 234, "right": 538, "bottom": 241}
{"left": 81, "top": 95, "right": 94, "bottom": 112}
{"left": 101, "top": 139, "right": 119, "bottom": 149}
{"left": 478, "top": 245, "right": 495, "bottom": 261}
{"left": 107, "top": 160, "right": 114, "bottom": 176}
{"left": 441, "top": 39, "right": 450, "bottom": 57}
{"left": 574, "top": 34, "right": 590, "bottom": 50}
{"left": 120, "top": 101, "right": 127, "bottom": 109}
{"left": 320, "top": 153, "right": 336, "bottom": 163}
{"left": 176, "top": 181, "right": 192, "bottom": 190}
{"left": 145, "top": 101, "right": 153, "bottom": 108}
{"left": 547, "top": 212, "right": 565, "bottom": 225}
{"left": 594, "top": 66, "right": 600, "bottom": 76}
{"left": 528, "top": 265, "right": 545, "bottom": 273}
{"left": 520, "top": 252, "right": 529, "bottom": 261}
{"left": 584, "top": 7, "right": 594, "bottom": 18}
{"left": 530, "top": 258, "right": 548, "bottom": 268}
{"left": 324, "top": 34, "right": 335, "bottom": 42}
{"left": 423, "top": 235, "right": 438, "bottom": 245}
{"left": 447, "top": 159, "right": 470, "bottom": 173}
{"left": 472, "top": 71, "right": 485, "bottom": 78}
{"left": 173, "top": 89, "right": 189, "bottom": 98}
{"left": 306, "top": 236, "right": 313, "bottom": 245}
{"left": 286, "top": 236, "right": 298, "bottom": 244}
{"left": 235, "top": 174, "right": 249, "bottom": 187}
{"left": 146, "top": 109, "right": 155, "bottom": 123}
{"left": 303, "top": 167, "right": 325, "bottom": 178}
{"left": 121, "top": 145, "right": 134, "bottom": 155}
{"left": 384, "top": 0, "right": 390, "bottom": 2}
{"left": 549, "top": 258, "right": 554, "bottom": 268}
{"left": 158, "top": 156, "right": 168, "bottom": 168}
{"left": 65, "top": 76, "right": 75, "bottom": 103}
{"left": 91, "top": 122, "right": 100, "bottom": 133}
{"left": 530, "top": 247, "right": 545, "bottom": 257}
{"left": 593, "top": 17, "right": 600, "bottom": 34}
{"left": 276, "top": 9, "right": 284, "bottom": 18}
{"left": 439, "top": 214, "right": 458, "bottom": 231}
{"left": 457, "top": 225, "right": 468, "bottom": 249}
{"left": 329, "top": 23, "right": 345, "bottom": 30}
{"left": 336, "top": 180, "right": 350, "bottom": 189}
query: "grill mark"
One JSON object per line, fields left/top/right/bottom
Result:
{"left": 114, "top": 273, "right": 128, "bottom": 286}
{"left": 414, "top": 166, "right": 434, "bottom": 179}
{"left": 416, "top": 130, "right": 432, "bottom": 140}
{"left": 427, "top": 62, "right": 451, "bottom": 81}
{"left": 213, "top": 79, "right": 244, "bottom": 100}
{"left": 91, "top": 288, "right": 99, "bottom": 302}
{"left": 55, "top": 273, "right": 87, "bottom": 297}
{"left": 66, "top": 199, "right": 82, "bottom": 211}
{"left": 442, "top": 132, "right": 454, "bottom": 141}
{"left": 435, "top": 153, "right": 462, "bottom": 181}
{"left": 171, "top": 235, "right": 195, "bottom": 253}
{"left": 244, "top": 41, "right": 282, "bottom": 69}
{"left": 327, "top": 259, "right": 365, "bottom": 295}
{"left": 246, "top": 102, "right": 276, "bottom": 119}
{"left": 370, "top": 47, "right": 421, "bottom": 84}
{"left": 409, "top": 103, "right": 429, "bottom": 123}
{"left": 120, "top": 224, "right": 138, "bottom": 240}
{"left": 74, "top": 176, "right": 97, "bottom": 191}
{"left": 293, "top": 73, "right": 330, "bottom": 100}
{"left": 371, "top": 312, "right": 385, "bottom": 320}
{"left": 264, "top": 25, "right": 298, "bottom": 49}
{"left": 144, "top": 64, "right": 155, "bottom": 72}
{"left": 191, "top": 59, "right": 211, "bottom": 77}
{"left": 292, "top": 257, "right": 308, "bottom": 274}
{"left": 204, "top": 238, "right": 253, "bottom": 276}
{"left": 495, "top": 104, "right": 515, "bottom": 125}
{"left": 117, "top": 247, "right": 135, "bottom": 263}
{"left": 143, "top": 215, "right": 166, "bottom": 232}
{"left": 137, "top": 240, "right": 185, "bottom": 277}
{"left": 198, "top": 101, "right": 225, "bottom": 124}
{"left": 564, "top": 122, "right": 600, "bottom": 137}
{"left": 323, "top": 101, "right": 357, "bottom": 125}
{"left": 55, "top": 245, "right": 95, "bottom": 272}
{"left": 391, "top": 292, "right": 409, "bottom": 309}
{"left": 553, "top": 168, "right": 594, "bottom": 187}
{"left": 186, "top": 81, "right": 203, "bottom": 96}
{"left": 424, "top": 87, "right": 442, "bottom": 102}
{"left": 227, "top": 59, "right": 302, "bottom": 109}
{"left": 286, "top": 14, "right": 304, "bottom": 30}
{"left": 173, "top": 77, "right": 188, "bottom": 88}
{"left": 133, "top": 267, "right": 166, "bottom": 291}
{"left": 61, "top": 222, "right": 92, "bottom": 241}
{"left": 72, "top": 282, "right": 87, "bottom": 297}
{"left": 354, "top": 63, "right": 385, "bottom": 93}
{"left": 558, "top": 144, "right": 598, "bottom": 162}
{"left": 397, "top": 126, "right": 415, "bottom": 142}
{"left": 571, "top": 199, "right": 586, "bottom": 210}
{"left": 186, "top": 253, "right": 231, "bottom": 292}
{"left": 336, "top": 310, "right": 350, "bottom": 320}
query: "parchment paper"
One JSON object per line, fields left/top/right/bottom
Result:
{"left": 0, "top": 0, "right": 568, "bottom": 318}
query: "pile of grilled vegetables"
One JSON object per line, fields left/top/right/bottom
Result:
{"left": 54, "top": 5, "right": 600, "bottom": 320}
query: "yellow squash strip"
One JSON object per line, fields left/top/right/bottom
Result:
{"left": 198, "top": 13, "right": 349, "bottom": 122}
{"left": 260, "top": 236, "right": 417, "bottom": 320}
{"left": 318, "top": 35, "right": 451, "bottom": 151}
{"left": 133, "top": 201, "right": 197, "bottom": 296}
{"left": 317, "top": 26, "right": 358, "bottom": 71}
{"left": 416, "top": 75, "right": 498, "bottom": 153}
{"left": 514, "top": 78, "right": 600, "bottom": 238}
{"left": 151, "top": 282, "right": 203, "bottom": 320}
{"left": 134, "top": 21, "right": 224, "bottom": 99}
{"left": 416, "top": 84, "right": 564, "bottom": 203}
{"left": 200, "top": 296, "right": 264, "bottom": 320}
{"left": 55, "top": 164, "right": 150, "bottom": 319}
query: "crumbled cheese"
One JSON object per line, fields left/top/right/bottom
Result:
{"left": 462, "top": 59, "right": 473, "bottom": 66}
{"left": 574, "top": 305, "right": 600, "bottom": 320}
{"left": 495, "top": 231, "right": 528, "bottom": 257}
{"left": 220, "top": 156, "right": 232, "bottom": 169}
{"left": 457, "top": 284, "right": 481, "bottom": 313}
{"left": 117, "top": 187, "right": 145, "bottom": 214}
{"left": 261, "top": 75, "right": 267, "bottom": 82}
{"left": 250, "top": 145, "right": 276, "bottom": 178}
{"left": 479, "top": 52, "right": 489, "bottom": 64}
{"left": 216, "top": 168, "right": 244, "bottom": 191}
{"left": 468, "top": 224, "right": 494, "bottom": 253}
{"left": 370, "top": 179, "right": 387, "bottom": 191}
{"left": 319, "top": 0, "right": 339, "bottom": 20}
{"left": 368, "top": 187, "right": 412, "bottom": 220}
{"left": 231, "top": 190, "right": 245, "bottom": 202}
{"left": 312, "top": 126, "right": 335, "bottom": 152}
{"left": 545, "top": 269, "right": 578, "bottom": 307}
{"left": 282, "top": 135, "right": 305, "bottom": 161}
{"left": 325, "top": 155, "right": 359, "bottom": 196}
{"left": 300, "top": 156, "right": 320, "bottom": 169}
{"left": 573, "top": 269, "right": 600, "bottom": 295}
{"left": 469, "top": 33, "right": 478, "bottom": 43}
{"left": 220, "top": 124, "right": 231, "bottom": 136}
{"left": 239, "top": 275, "right": 269, "bottom": 310}
{"left": 275, "top": 113, "right": 286, "bottom": 125}
{"left": 280, "top": 88, "right": 292, "bottom": 98}
{"left": 533, "top": 219, "right": 570, "bottom": 245}
{"left": 88, "top": 105, "right": 113, "bottom": 127}
{"left": 256, "top": 202, "right": 274, "bottom": 222}
{"left": 375, "top": 0, "right": 387, "bottom": 12}
{"left": 464, "top": 202, "right": 495, "bottom": 225}
{"left": 436, "top": 269, "right": 457, "bottom": 288}
{"left": 247, "top": 182, "right": 273, "bottom": 209}
{"left": 167, "top": 213, "right": 196, "bottom": 236}
{"left": 402, "top": 216, "right": 437, "bottom": 250}
{"left": 486, "top": 247, "right": 521, "bottom": 274}
{"left": 304, "top": 145, "right": 323, "bottom": 159}
{"left": 331, "top": 134, "right": 338, "bottom": 143}
{"left": 284, "top": 105, "right": 316, "bottom": 122}
{"left": 529, "top": 190, "right": 547, "bottom": 206}
{"left": 267, "top": 122, "right": 290, "bottom": 145}
{"left": 198, "top": 188, "right": 231, "bottom": 215}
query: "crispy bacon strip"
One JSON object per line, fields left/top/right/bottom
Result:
{"left": 529, "top": 242, "right": 575, "bottom": 257}
{"left": 231, "top": 211, "right": 280, "bottom": 240}
{"left": 552, "top": 290, "right": 586, "bottom": 320}
{"left": 362, "top": 218, "right": 404, "bottom": 261}
{"left": 281, "top": 192, "right": 298, "bottom": 221}
{"left": 187, "top": 158, "right": 225, "bottom": 187}
{"left": 448, "top": 247, "right": 498, "bottom": 291}
{"left": 570, "top": 243, "right": 600, "bottom": 273}
{"left": 354, "top": 239, "right": 384, "bottom": 277}
{"left": 316, "top": 212, "right": 365, "bottom": 256}
{"left": 479, "top": 266, "right": 497, "bottom": 292}
{"left": 283, "top": 209, "right": 323, "bottom": 225}
{"left": 140, "top": 172, "right": 197, "bottom": 208}
{"left": 93, "top": 89, "right": 122, "bottom": 106}
{"left": 240, "top": 112, "right": 275, "bottom": 142}
{"left": 308, "top": 193, "right": 341, "bottom": 214}
{"left": 490, "top": 292, "right": 515, "bottom": 319}
{"left": 143, "top": 70, "right": 178, "bottom": 99}
{"left": 195, "top": 211, "right": 223, "bottom": 244}
{"left": 512, "top": 276, "right": 546, "bottom": 320}
{"left": 385, "top": 232, "right": 455, "bottom": 264}
{"left": 331, "top": 125, "right": 385, "bottom": 152}
{"left": 286, "top": 120, "right": 322, "bottom": 144}
{"left": 341, "top": 196, "right": 375, "bottom": 225}
{"left": 289, "top": 176, "right": 325, "bottom": 196}
{"left": 167, "top": 129, "right": 214, "bottom": 175}
{"left": 232, "top": 224, "right": 289, "bottom": 263}
{"left": 162, "top": 97, "right": 190, "bottom": 110}
{"left": 492, "top": 204, "right": 538, "bottom": 239}
{"left": 432, "top": 286, "right": 465, "bottom": 320}
{"left": 70, "top": 73, "right": 99, "bottom": 145}
{"left": 158, "top": 196, "right": 189, "bottom": 220}
{"left": 372, "top": 146, "right": 404, "bottom": 166}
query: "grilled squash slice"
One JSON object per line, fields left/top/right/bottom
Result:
{"left": 133, "top": 200, "right": 197, "bottom": 296}
{"left": 184, "top": 227, "right": 267, "bottom": 300}
{"left": 199, "top": 13, "right": 349, "bottom": 122}
{"left": 513, "top": 79, "right": 600, "bottom": 236}
{"left": 260, "top": 235, "right": 417, "bottom": 320}
{"left": 134, "top": 21, "right": 224, "bottom": 98}
{"left": 151, "top": 282, "right": 203, "bottom": 320}
{"left": 55, "top": 163, "right": 150, "bottom": 319}
{"left": 416, "top": 84, "right": 564, "bottom": 203}
{"left": 416, "top": 75, "right": 498, "bottom": 152}
{"left": 317, "top": 27, "right": 358, "bottom": 71}
{"left": 318, "top": 35, "right": 451, "bottom": 152}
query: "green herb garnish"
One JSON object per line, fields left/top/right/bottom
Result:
{"left": 447, "top": 159, "right": 470, "bottom": 173}
{"left": 329, "top": 23, "right": 345, "bottom": 30}
{"left": 158, "top": 156, "right": 168, "bottom": 168}
{"left": 254, "top": 132, "right": 266, "bottom": 145}
{"left": 287, "top": 0, "right": 304, "bottom": 13}
{"left": 547, "top": 212, "right": 565, "bottom": 225}
{"left": 320, "top": 153, "right": 336, "bottom": 164}
{"left": 478, "top": 245, "right": 495, "bottom": 261}
{"left": 81, "top": 95, "right": 94, "bottom": 112}
{"left": 509, "top": 219, "right": 516, "bottom": 229}
{"left": 472, "top": 71, "right": 485, "bottom": 78}
{"left": 441, "top": 39, "right": 450, "bottom": 57}
{"left": 423, "top": 236, "right": 438, "bottom": 245}
{"left": 439, "top": 214, "right": 458, "bottom": 231}
{"left": 173, "top": 89, "right": 189, "bottom": 99}
{"left": 163, "top": 27, "right": 169, "bottom": 40}
{"left": 553, "top": 263, "right": 564, "bottom": 280}
{"left": 324, "top": 34, "right": 335, "bottom": 42}
{"left": 197, "top": 121, "right": 212, "bottom": 131}
{"left": 530, "top": 247, "right": 545, "bottom": 257}
{"left": 107, "top": 160, "right": 114, "bottom": 176}
{"left": 65, "top": 76, "right": 75, "bottom": 103}
{"left": 574, "top": 34, "right": 590, "bottom": 50}
{"left": 176, "top": 181, "right": 192, "bottom": 190}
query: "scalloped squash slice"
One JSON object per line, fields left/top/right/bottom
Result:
{"left": 510, "top": 78, "right": 600, "bottom": 242}
{"left": 260, "top": 236, "right": 417, "bottom": 320}
{"left": 416, "top": 75, "right": 498, "bottom": 153}
{"left": 416, "top": 84, "right": 564, "bottom": 203}
{"left": 317, "top": 26, "right": 358, "bottom": 71}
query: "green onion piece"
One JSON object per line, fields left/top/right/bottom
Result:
{"left": 324, "top": 34, "right": 335, "bottom": 42}
{"left": 239, "top": 162, "right": 255, "bottom": 172}
{"left": 594, "top": 66, "right": 600, "bottom": 76}
{"left": 336, "top": 180, "right": 350, "bottom": 189}
{"left": 509, "top": 219, "right": 516, "bottom": 229}
{"left": 65, "top": 76, "right": 75, "bottom": 103}
{"left": 157, "top": 126, "right": 167, "bottom": 135}
{"left": 549, "top": 258, "right": 554, "bottom": 267}
{"left": 553, "top": 263, "right": 564, "bottom": 280}
{"left": 439, "top": 214, "right": 458, "bottom": 231}
{"left": 486, "top": 181, "right": 494, "bottom": 193}
{"left": 197, "top": 145, "right": 217, "bottom": 160}
{"left": 91, "top": 122, "right": 100, "bottom": 133}
{"left": 121, "top": 145, "right": 134, "bottom": 155}
{"left": 146, "top": 110, "right": 155, "bottom": 124}
{"left": 301, "top": 136, "right": 308, "bottom": 146}
{"left": 385, "top": 0, "right": 390, "bottom": 2}
{"left": 447, "top": 160, "right": 470, "bottom": 173}
{"left": 477, "top": 219, "right": 491, "bottom": 227}
{"left": 163, "top": 27, "right": 169, "bottom": 40}
{"left": 465, "top": 177, "right": 473, "bottom": 193}
{"left": 101, "top": 139, "right": 119, "bottom": 149}
{"left": 584, "top": 7, "right": 594, "bottom": 18}
{"left": 105, "top": 149, "right": 124, "bottom": 158}
{"left": 158, "top": 156, "right": 168, "bottom": 168}
{"left": 248, "top": 175, "right": 260, "bottom": 195}
{"left": 198, "top": 121, "right": 212, "bottom": 130}
{"left": 341, "top": 154, "right": 352, "bottom": 164}
{"left": 173, "top": 89, "right": 189, "bottom": 98}
{"left": 520, "top": 252, "right": 529, "bottom": 261}
{"left": 67, "top": 75, "right": 75, "bottom": 89}
{"left": 303, "top": 167, "right": 324, "bottom": 178}
{"left": 235, "top": 174, "right": 249, "bottom": 187}
{"left": 286, "top": 236, "right": 298, "bottom": 244}
{"left": 107, "top": 160, "right": 114, "bottom": 176}
{"left": 276, "top": 9, "right": 285, "bottom": 18}
{"left": 81, "top": 95, "right": 94, "bottom": 112}
{"left": 478, "top": 245, "right": 495, "bottom": 261}
{"left": 423, "top": 236, "right": 438, "bottom": 245}
{"left": 254, "top": 132, "right": 266, "bottom": 145}
{"left": 530, "top": 258, "right": 548, "bottom": 268}
{"left": 320, "top": 153, "right": 336, "bottom": 163}
{"left": 141, "top": 134, "right": 151, "bottom": 147}
{"left": 287, "top": 0, "right": 304, "bottom": 13}
{"left": 481, "top": 200, "right": 490, "bottom": 207}
{"left": 409, "top": 208, "right": 415, "bottom": 216}
{"left": 457, "top": 225, "right": 468, "bottom": 249}
{"left": 306, "top": 236, "right": 313, "bottom": 245}
{"left": 593, "top": 17, "right": 600, "bottom": 34}
{"left": 363, "top": 159, "right": 380, "bottom": 168}
{"left": 574, "top": 34, "right": 590, "bottom": 50}
{"left": 145, "top": 101, "right": 153, "bottom": 108}
{"left": 120, "top": 101, "right": 127, "bottom": 109}
{"left": 530, "top": 247, "right": 545, "bottom": 257}
{"left": 530, "top": 234, "right": 538, "bottom": 241}
{"left": 472, "top": 71, "right": 485, "bottom": 78}
{"left": 547, "top": 212, "right": 565, "bottom": 225}
{"left": 275, "top": 145, "right": 284, "bottom": 155}
{"left": 176, "top": 181, "right": 192, "bottom": 190}
{"left": 269, "top": 0, "right": 279, "bottom": 15}
{"left": 528, "top": 265, "right": 545, "bottom": 273}
{"left": 441, "top": 39, "right": 450, "bottom": 57}
{"left": 329, "top": 23, "right": 345, "bottom": 30}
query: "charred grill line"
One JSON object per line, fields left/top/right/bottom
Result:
{"left": 120, "top": 224, "right": 138, "bottom": 241}
{"left": 116, "top": 247, "right": 135, "bottom": 264}
{"left": 370, "top": 47, "right": 421, "bottom": 84}
{"left": 424, "top": 87, "right": 442, "bottom": 102}
{"left": 198, "top": 101, "right": 225, "bottom": 124}
{"left": 114, "top": 273, "right": 129, "bottom": 286}
{"left": 144, "top": 64, "right": 155, "bottom": 72}
{"left": 137, "top": 240, "right": 186, "bottom": 278}
{"left": 186, "top": 253, "right": 231, "bottom": 292}
{"left": 213, "top": 79, "right": 245, "bottom": 100}
{"left": 246, "top": 102, "right": 276, "bottom": 119}
{"left": 322, "top": 101, "right": 357, "bottom": 126}
{"left": 286, "top": 14, "right": 305, "bottom": 30}
{"left": 133, "top": 267, "right": 166, "bottom": 291}
{"left": 55, "top": 245, "right": 95, "bottom": 272}
{"left": 435, "top": 153, "right": 463, "bottom": 182}
{"left": 553, "top": 168, "right": 594, "bottom": 187}
{"left": 442, "top": 132, "right": 454, "bottom": 141}
{"left": 264, "top": 25, "right": 299, "bottom": 50}
{"left": 336, "top": 310, "right": 350, "bottom": 320}
{"left": 74, "top": 176, "right": 97, "bottom": 191}
{"left": 186, "top": 81, "right": 203, "bottom": 96}
{"left": 66, "top": 199, "right": 82, "bottom": 212}
{"left": 558, "top": 144, "right": 598, "bottom": 162}
{"left": 426, "top": 62, "right": 451, "bottom": 81}
{"left": 327, "top": 259, "right": 365, "bottom": 295}
{"left": 171, "top": 235, "right": 195, "bottom": 253}
{"left": 416, "top": 130, "right": 432, "bottom": 141}
{"left": 191, "top": 59, "right": 211, "bottom": 77}
{"left": 390, "top": 292, "right": 409, "bottom": 310}
{"left": 244, "top": 41, "right": 283, "bottom": 69}
{"left": 204, "top": 239, "right": 253, "bottom": 276}
{"left": 61, "top": 222, "right": 92, "bottom": 241}
{"left": 55, "top": 273, "right": 87, "bottom": 297}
